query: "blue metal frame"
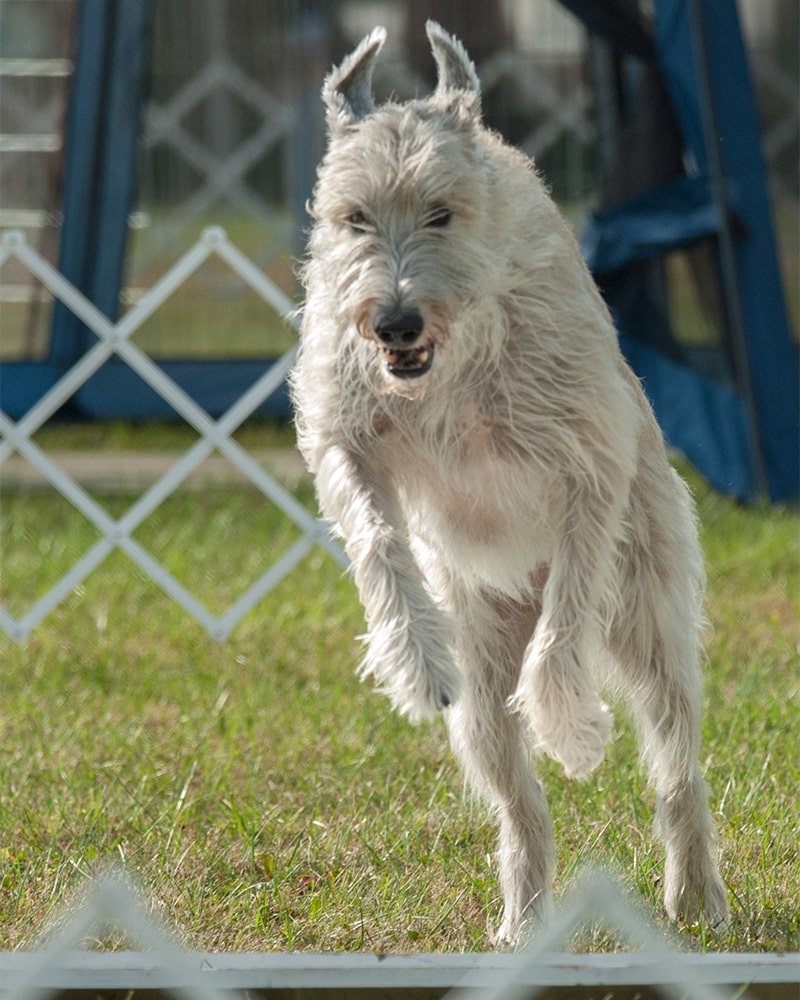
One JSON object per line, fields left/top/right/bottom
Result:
{"left": 657, "top": 0, "right": 799, "bottom": 502}
{"left": 48, "top": 0, "right": 152, "bottom": 367}
{"left": 578, "top": 0, "right": 798, "bottom": 502}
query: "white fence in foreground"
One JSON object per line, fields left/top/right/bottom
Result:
{"left": 0, "top": 227, "right": 347, "bottom": 642}
{"left": 2, "top": 870, "right": 797, "bottom": 1000}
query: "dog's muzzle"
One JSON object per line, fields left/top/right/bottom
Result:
{"left": 373, "top": 309, "right": 434, "bottom": 379}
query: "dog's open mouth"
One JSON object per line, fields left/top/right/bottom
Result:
{"left": 382, "top": 343, "right": 434, "bottom": 378}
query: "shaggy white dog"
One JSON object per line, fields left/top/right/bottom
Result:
{"left": 290, "top": 21, "right": 729, "bottom": 943}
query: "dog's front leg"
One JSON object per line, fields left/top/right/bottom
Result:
{"left": 316, "top": 445, "right": 463, "bottom": 722}
{"left": 510, "top": 476, "right": 624, "bottom": 778}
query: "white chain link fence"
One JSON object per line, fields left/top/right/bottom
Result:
{"left": 3, "top": 868, "right": 795, "bottom": 1000}
{"left": 0, "top": 225, "right": 347, "bottom": 642}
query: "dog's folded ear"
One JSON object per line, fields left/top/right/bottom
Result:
{"left": 426, "top": 20, "right": 482, "bottom": 120}
{"left": 322, "top": 22, "right": 481, "bottom": 133}
{"left": 322, "top": 26, "right": 386, "bottom": 134}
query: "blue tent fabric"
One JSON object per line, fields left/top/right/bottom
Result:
{"left": 653, "top": 0, "right": 798, "bottom": 502}
{"left": 553, "top": 0, "right": 656, "bottom": 62}
{"left": 581, "top": 174, "right": 725, "bottom": 274}
{"left": 579, "top": 0, "right": 797, "bottom": 502}
{"left": 618, "top": 331, "right": 753, "bottom": 500}
{"left": 0, "top": 359, "right": 291, "bottom": 423}
{"left": 75, "top": 359, "right": 292, "bottom": 421}
{"left": 48, "top": 0, "right": 151, "bottom": 367}
{"left": 4, "top": 0, "right": 796, "bottom": 502}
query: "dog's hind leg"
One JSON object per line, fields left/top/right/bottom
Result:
{"left": 510, "top": 475, "right": 627, "bottom": 778}
{"left": 609, "top": 470, "right": 729, "bottom": 927}
{"left": 444, "top": 585, "right": 554, "bottom": 945}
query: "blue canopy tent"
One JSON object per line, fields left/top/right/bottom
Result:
{"left": 1, "top": 2, "right": 150, "bottom": 419}
{"left": 0, "top": 0, "right": 291, "bottom": 425}
{"left": 562, "top": 0, "right": 798, "bottom": 503}
{"left": 2, "top": 0, "right": 796, "bottom": 502}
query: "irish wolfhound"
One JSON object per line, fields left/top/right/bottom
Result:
{"left": 290, "top": 22, "right": 728, "bottom": 943}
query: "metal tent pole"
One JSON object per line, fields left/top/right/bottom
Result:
{"left": 48, "top": 0, "right": 151, "bottom": 373}
{"left": 685, "top": 0, "right": 769, "bottom": 501}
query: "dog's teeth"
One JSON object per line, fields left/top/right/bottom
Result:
{"left": 418, "top": 349, "right": 429, "bottom": 365}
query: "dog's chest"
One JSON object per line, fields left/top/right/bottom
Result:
{"left": 385, "top": 412, "right": 556, "bottom": 579}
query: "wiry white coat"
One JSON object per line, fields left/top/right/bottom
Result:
{"left": 291, "top": 21, "right": 728, "bottom": 944}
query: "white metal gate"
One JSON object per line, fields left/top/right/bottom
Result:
{"left": 5, "top": 868, "right": 788, "bottom": 999}
{"left": 0, "top": 225, "right": 347, "bottom": 642}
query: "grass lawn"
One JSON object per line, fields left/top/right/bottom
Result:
{"left": 0, "top": 436, "right": 797, "bottom": 954}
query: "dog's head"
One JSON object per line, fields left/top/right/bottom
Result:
{"left": 305, "top": 23, "right": 511, "bottom": 393}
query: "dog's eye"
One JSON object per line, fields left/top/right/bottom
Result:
{"left": 425, "top": 207, "right": 452, "bottom": 229}
{"left": 346, "top": 210, "right": 370, "bottom": 233}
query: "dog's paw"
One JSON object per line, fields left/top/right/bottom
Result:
{"left": 546, "top": 698, "right": 611, "bottom": 778}
{"left": 491, "top": 890, "right": 553, "bottom": 950}
{"left": 491, "top": 916, "right": 525, "bottom": 950}
{"left": 509, "top": 660, "right": 611, "bottom": 779}
{"left": 397, "top": 652, "right": 464, "bottom": 723}
{"left": 665, "top": 855, "right": 730, "bottom": 930}
{"left": 361, "top": 623, "right": 463, "bottom": 723}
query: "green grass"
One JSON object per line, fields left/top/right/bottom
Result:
{"left": 0, "top": 442, "right": 797, "bottom": 954}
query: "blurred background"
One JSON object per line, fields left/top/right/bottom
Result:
{"left": 0, "top": 0, "right": 798, "bottom": 521}
{"left": 1, "top": 0, "right": 796, "bottom": 361}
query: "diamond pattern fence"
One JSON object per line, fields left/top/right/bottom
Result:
{"left": 3, "top": 868, "right": 794, "bottom": 1000}
{"left": 136, "top": 8, "right": 303, "bottom": 271}
{"left": 0, "top": 226, "right": 347, "bottom": 642}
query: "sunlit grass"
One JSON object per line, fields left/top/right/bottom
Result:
{"left": 0, "top": 444, "right": 797, "bottom": 953}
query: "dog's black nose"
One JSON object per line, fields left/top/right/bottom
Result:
{"left": 373, "top": 309, "right": 424, "bottom": 348}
